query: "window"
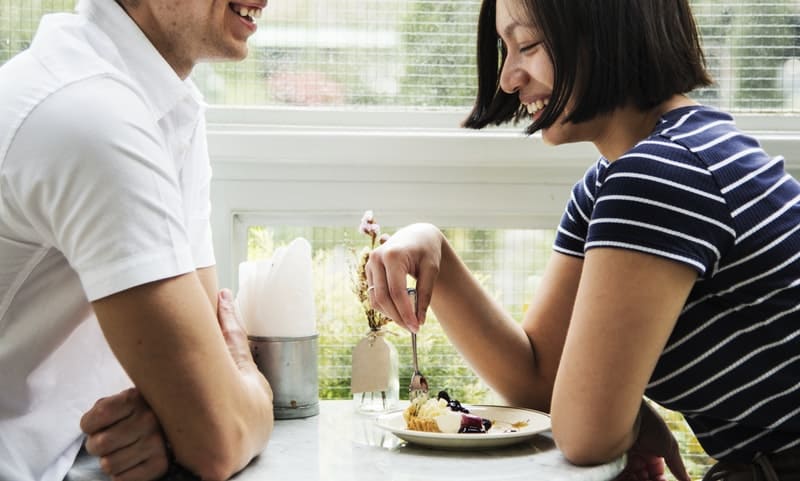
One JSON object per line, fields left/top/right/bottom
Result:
{"left": 243, "top": 224, "right": 554, "bottom": 402}
{"left": 3, "top": 2, "right": 798, "bottom": 477}
{"left": 3, "top": 1, "right": 799, "bottom": 111}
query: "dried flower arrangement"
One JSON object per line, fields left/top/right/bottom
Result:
{"left": 353, "top": 210, "right": 391, "bottom": 330}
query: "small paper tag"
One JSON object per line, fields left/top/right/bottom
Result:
{"left": 351, "top": 333, "right": 391, "bottom": 394}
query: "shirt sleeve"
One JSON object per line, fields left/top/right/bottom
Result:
{"left": 184, "top": 116, "right": 216, "bottom": 269}
{"left": 553, "top": 162, "right": 599, "bottom": 259}
{"left": 587, "top": 144, "right": 736, "bottom": 276}
{"left": 3, "top": 76, "right": 196, "bottom": 300}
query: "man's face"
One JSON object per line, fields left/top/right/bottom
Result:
{"left": 132, "top": 0, "right": 266, "bottom": 77}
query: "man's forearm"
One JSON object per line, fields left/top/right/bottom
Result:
{"left": 92, "top": 273, "right": 273, "bottom": 481}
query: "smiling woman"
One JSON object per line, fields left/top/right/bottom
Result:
{"left": 1, "top": 2, "right": 798, "bottom": 481}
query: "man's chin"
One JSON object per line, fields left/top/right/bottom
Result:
{"left": 201, "top": 46, "right": 249, "bottom": 63}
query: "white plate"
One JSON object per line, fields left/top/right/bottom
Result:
{"left": 375, "top": 405, "right": 551, "bottom": 450}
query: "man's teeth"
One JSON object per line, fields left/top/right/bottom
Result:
{"left": 234, "top": 5, "right": 262, "bottom": 18}
{"left": 525, "top": 98, "right": 549, "bottom": 115}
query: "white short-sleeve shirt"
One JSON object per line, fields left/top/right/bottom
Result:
{"left": 0, "top": 1, "right": 215, "bottom": 480}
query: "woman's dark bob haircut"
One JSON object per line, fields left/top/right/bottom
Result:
{"left": 463, "top": 0, "right": 713, "bottom": 134}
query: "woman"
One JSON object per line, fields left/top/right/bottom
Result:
{"left": 365, "top": 0, "right": 800, "bottom": 479}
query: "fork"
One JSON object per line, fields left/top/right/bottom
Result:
{"left": 407, "top": 288, "right": 429, "bottom": 401}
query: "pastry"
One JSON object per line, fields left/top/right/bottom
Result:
{"left": 403, "top": 390, "right": 492, "bottom": 434}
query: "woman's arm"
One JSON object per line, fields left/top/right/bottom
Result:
{"left": 432, "top": 241, "right": 583, "bottom": 411}
{"left": 551, "top": 247, "right": 696, "bottom": 465}
{"left": 369, "top": 223, "right": 694, "bottom": 473}
{"left": 368, "top": 223, "right": 582, "bottom": 411}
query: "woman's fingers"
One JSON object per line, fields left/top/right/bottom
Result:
{"left": 413, "top": 255, "right": 439, "bottom": 329}
{"left": 663, "top": 443, "right": 690, "bottom": 481}
{"left": 366, "top": 224, "right": 442, "bottom": 333}
{"left": 367, "top": 250, "right": 408, "bottom": 330}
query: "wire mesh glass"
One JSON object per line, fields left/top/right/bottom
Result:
{"left": 1, "top": 0, "right": 798, "bottom": 112}
{"left": 245, "top": 225, "right": 554, "bottom": 403}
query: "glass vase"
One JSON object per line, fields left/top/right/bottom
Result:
{"left": 351, "top": 327, "right": 399, "bottom": 413}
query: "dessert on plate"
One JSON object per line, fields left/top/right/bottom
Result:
{"left": 403, "top": 391, "right": 492, "bottom": 434}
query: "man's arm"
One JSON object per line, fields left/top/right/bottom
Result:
{"left": 92, "top": 272, "right": 273, "bottom": 481}
{"left": 196, "top": 266, "right": 220, "bottom": 312}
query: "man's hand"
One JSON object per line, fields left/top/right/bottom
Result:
{"left": 80, "top": 387, "right": 169, "bottom": 481}
{"left": 217, "top": 288, "right": 259, "bottom": 370}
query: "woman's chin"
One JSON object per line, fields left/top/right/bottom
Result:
{"left": 540, "top": 128, "right": 559, "bottom": 146}
{"left": 541, "top": 124, "right": 584, "bottom": 147}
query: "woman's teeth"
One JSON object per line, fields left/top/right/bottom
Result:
{"left": 526, "top": 98, "right": 549, "bottom": 115}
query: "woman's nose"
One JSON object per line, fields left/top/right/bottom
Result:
{"left": 498, "top": 57, "right": 527, "bottom": 94}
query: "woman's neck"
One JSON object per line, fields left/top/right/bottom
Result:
{"left": 593, "top": 95, "right": 697, "bottom": 161}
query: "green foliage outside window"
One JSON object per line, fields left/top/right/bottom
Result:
{"left": 693, "top": 0, "right": 800, "bottom": 110}
{"left": 2, "top": 1, "right": 797, "bottom": 110}
{"left": 246, "top": 225, "right": 497, "bottom": 403}
{"left": 399, "top": 0, "right": 479, "bottom": 107}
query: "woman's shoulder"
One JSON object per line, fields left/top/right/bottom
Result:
{"left": 606, "top": 121, "right": 723, "bottom": 199}
{"left": 613, "top": 104, "right": 750, "bottom": 177}
{"left": 612, "top": 134, "right": 708, "bottom": 181}
{"left": 650, "top": 104, "right": 760, "bottom": 159}
{"left": 657, "top": 104, "right": 733, "bottom": 134}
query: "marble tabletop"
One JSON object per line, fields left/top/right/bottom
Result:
{"left": 67, "top": 400, "right": 626, "bottom": 481}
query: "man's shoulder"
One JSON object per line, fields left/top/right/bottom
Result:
{"left": 0, "top": 12, "right": 145, "bottom": 138}
{"left": 0, "top": 68, "right": 150, "bottom": 164}
{"left": 26, "top": 12, "right": 124, "bottom": 82}
{"left": 1, "top": 11, "right": 141, "bottom": 105}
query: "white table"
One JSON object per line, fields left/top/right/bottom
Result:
{"left": 67, "top": 400, "right": 625, "bottom": 481}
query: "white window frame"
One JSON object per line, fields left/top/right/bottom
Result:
{"left": 207, "top": 107, "right": 800, "bottom": 290}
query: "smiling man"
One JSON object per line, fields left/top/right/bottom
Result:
{"left": 0, "top": 1, "right": 273, "bottom": 480}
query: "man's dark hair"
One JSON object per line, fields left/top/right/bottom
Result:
{"left": 463, "top": 0, "right": 713, "bottom": 134}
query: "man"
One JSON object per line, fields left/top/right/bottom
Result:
{"left": 0, "top": 1, "right": 274, "bottom": 480}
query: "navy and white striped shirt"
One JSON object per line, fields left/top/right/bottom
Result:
{"left": 554, "top": 105, "right": 800, "bottom": 462}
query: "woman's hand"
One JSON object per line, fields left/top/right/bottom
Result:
{"left": 614, "top": 453, "right": 668, "bottom": 481}
{"left": 80, "top": 387, "right": 169, "bottom": 481}
{"left": 614, "top": 401, "right": 691, "bottom": 481}
{"left": 365, "top": 223, "right": 445, "bottom": 333}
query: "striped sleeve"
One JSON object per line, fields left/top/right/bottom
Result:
{"left": 587, "top": 144, "right": 736, "bottom": 276}
{"left": 554, "top": 161, "right": 602, "bottom": 258}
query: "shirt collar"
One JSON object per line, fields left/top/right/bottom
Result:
{"left": 76, "top": 0, "right": 205, "bottom": 120}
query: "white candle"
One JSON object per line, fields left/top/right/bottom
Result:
{"left": 237, "top": 237, "right": 317, "bottom": 338}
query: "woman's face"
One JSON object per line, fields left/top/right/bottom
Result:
{"left": 495, "top": 0, "right": 597, "bottom": 145}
